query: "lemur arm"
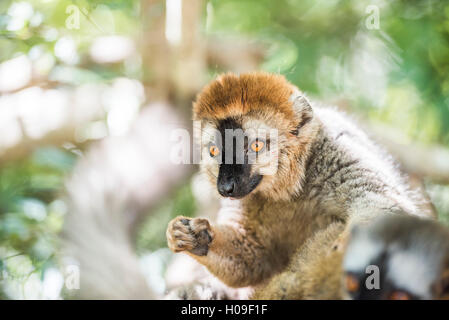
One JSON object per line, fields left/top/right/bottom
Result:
{"left": 166, "top": 216, "right": 274, "bottom": 287}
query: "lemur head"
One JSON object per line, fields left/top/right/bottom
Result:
{"left": 342, "top": 215, "right": 449, "bottom": 300}
{"left": 193, "top": 72, "right": 316, "bottom": 201}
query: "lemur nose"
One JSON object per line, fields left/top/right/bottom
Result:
{"left": 218, "top": 180, "right": 235, "bottom": 197}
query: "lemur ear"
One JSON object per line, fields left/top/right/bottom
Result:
{"left": 289, "top": 90, "right": 313, "bottom": 135}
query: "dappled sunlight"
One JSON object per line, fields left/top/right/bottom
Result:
{"left": 0, "top": 55, "right": 32, "bottom": 93}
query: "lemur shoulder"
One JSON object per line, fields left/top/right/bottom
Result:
{"left": 166, "top": 72, "right": 433, "bottom": 291}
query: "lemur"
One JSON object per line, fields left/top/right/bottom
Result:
{"left": 166, "top": 72, "right": 433, "bottom": 295}
{"left": 342, "top": 214, "right": 449, "bottom": 300}
{"left": 253, "top": 214, "right": 449, "bottom": 300}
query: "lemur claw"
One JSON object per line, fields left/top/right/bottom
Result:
{"left": 167, "top": 216, "right": 213, "bottom": 256}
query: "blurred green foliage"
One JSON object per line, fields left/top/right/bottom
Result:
{"left": 0, "top": 0, "right": 141, "bottom": 84}
{"left": 1, "top": 0, "right": 448, "bottom": 143}
{"left": 208, "top": 0, "right": 449, "bottom": 144}
{"left": 137, "top": 184, "right": 196, "bottom": 253}
{"left": 0, "top": 148, "right": 74, "bottom": 298}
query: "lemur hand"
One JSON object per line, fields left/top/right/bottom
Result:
{"left": 167, "top": 216, "right": 213, "bottom": 256}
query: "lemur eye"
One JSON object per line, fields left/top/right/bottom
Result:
{"left": 345, "top": 274, "right": 359, "bottom": 293}
{"left": 389, "top": 291, "right": 411, "bottom": 300}
{"left": 250, "top": 140, "right": 265, "bottom": 153}
{"left": 209, "top": 145, "right": 220, "bottom": 157}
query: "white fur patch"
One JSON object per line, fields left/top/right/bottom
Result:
{"left": 343, "top": 233, "right": 383, "bottom": 272}
{"left": 386, "top": 248, "right": 435, "bottom": 299}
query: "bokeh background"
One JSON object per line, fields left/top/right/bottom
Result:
{"left": 1, "top": 0, "right": 449, "bottom": 299}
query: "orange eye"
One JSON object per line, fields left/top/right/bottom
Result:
{"left": 209, "top": 145, "right": 220, "bottom": 157}
{"left": 250, "top": 140, "right": 265, "bottom": 153}
{"left": 389, "top": 291, "right": 411, "bottom": 300}
{"left": 345, "top": 274, "right": 360, "bottom": 293}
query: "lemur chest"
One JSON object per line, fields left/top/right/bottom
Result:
{"left": 217, "top": 196, "right": 344, "bottom": 249}
{"left": 228, "top": 197, "right": 340, "bottom": 250}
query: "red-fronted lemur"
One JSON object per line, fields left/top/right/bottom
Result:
{"left": 166, "top": 72, "right": 433, "bottom": 297}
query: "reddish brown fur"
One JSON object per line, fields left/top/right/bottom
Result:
{"left": 193, "top": 72, "right": 298, "bottom": 129}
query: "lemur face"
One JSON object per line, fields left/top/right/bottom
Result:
{"left": 343, "top": 215, "right": 449, "bottom": 300}
{"left": 200, "top": 116, "right": 282, "bottom": 199}
{"left": 193, "top": 72, "right": 315, "bottom": 200}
